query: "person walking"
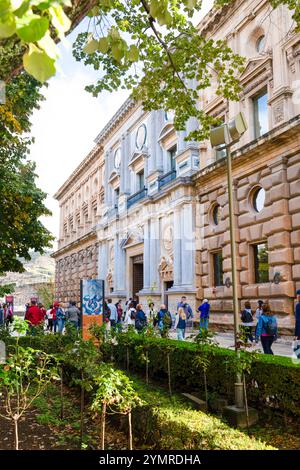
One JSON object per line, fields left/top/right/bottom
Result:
{"left": 255, "top": 304, "right": 278, "bottom": 354}
{"left": 26, "top": 300, "right": 43, "bottom": 334}
{"left": 124, "top": 301, "right": 136, "bottom": 328}
{"left": 174, "top": 307, "right": 186, "bottom": 341}
{"left": 255, "top": 299, "right": 264, "bottom": 335}
{"left": 53, "top": 301, "right": 65, "bottom": 334}
{"left": 115, "top": 300, "right": 123, "bottom": 330}
{"left": 177, "top": 296, "right": 193, "bottom": 328}
{"left": 45, "top": 305, "right": 54, "bottom": 332}
{"left": 107, "top": 299, "right": 118, "bottom": 329}
{"left": 157, "top": 304, "right": 172, "bottom": 337}
{"left": 147, "top": 302, "right": 157, "bottom": 325}
{"left": 65, "top": 301, "right": 81, "bottom": 330}
{"left": 197, "top": 299, "right": 210, "bottom": 335}
{"left": 240, "top": 301, "right": 254, "bottom": 343}
{"left": 135, "top": 304, "right": 147, "bottom": 332}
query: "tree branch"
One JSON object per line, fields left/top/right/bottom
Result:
{"left": 139, "top": 0, "right": 187, "bottom": 90}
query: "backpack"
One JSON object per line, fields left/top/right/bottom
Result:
{"left": 263, "top": 317, "right": 277, "bottom": 336}
{"left": 130, "top": 309, "right": 136, "bottom": 320}
{"left": 163, "top": 311, "right": 172, "bottom": 328}
{"left": 135, "top": 316, "right": 146, "bottom": 331}
{"left": 241, "top": 309, "right": 253, "bottom": 323}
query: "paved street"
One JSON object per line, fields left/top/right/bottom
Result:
{"left": 169, "top": 328, "right": 295, "bottom": 358}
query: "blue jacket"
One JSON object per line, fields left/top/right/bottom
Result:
{"left": 136, "top": 310, "right": 147, "bottom": 323}
{"left": 177, "top": 302, "right": 193, "bottom": 319}
{"left": 295, "top": 302, "right": 300, "bottom": 337}
{"left": 198, "top": 302, "right": 210, "bottom": 319}
{"left": 256, "top": 314, "right": 278, "bottom": 338}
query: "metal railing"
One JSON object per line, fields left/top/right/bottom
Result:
{"left": 127, "top": 187, "right": 147, "bottom": 209}
{"left": 158, "top": 169, "right": 176, "bottom": 189}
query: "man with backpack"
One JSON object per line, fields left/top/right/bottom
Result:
{"left": 255, "top": 304, "right": 278, "bottom": 355}
{"left": 240, "top": 301, "right": 254, "bottom": 343}
{"left": 157, "top": 304, "right": 172, "bottom": 338}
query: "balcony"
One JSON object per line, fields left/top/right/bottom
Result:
{"left": 158, "top": 169, "right": 176, "bottom": 189}
{"left": 127, "top": 187, "right": 147, "bottom": 209}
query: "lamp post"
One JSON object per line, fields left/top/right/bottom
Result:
{"left": 210, "top": 112, "right": 247, "bottom": 409}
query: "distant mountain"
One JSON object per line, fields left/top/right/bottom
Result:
{"left": 0, "top": 251, "right": 55, "bottom": 310}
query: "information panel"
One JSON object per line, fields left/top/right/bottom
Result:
{"left": 80, "top": 279, "right": 104, "bottom": 339}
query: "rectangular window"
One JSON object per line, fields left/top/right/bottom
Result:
{"left": 213, "top": 251, "right": 223, "bottom": 287}
{"left": 114, "top": 188, "right": 120, "bottom": 207}
{"left": 137, "top": 170, "right": 144, "bottom": 190}
{"left": 168, "top": 145, "right": 177, "bottom": 171}
{"left": 253, "top": 89, "right": 268, "bottom": 138}
{"left": 253, "top": 242, "right": 269, "bottom": 283}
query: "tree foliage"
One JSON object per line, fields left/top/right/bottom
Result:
{"left": 73, "top": 0, "right": 245, "bottom": 141}
{"left": 0, "top": 72, "right": 54, "bottom": 275}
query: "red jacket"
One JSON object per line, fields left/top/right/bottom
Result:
{"left": 26, "top": 306, "right": 44, "bottom": 326}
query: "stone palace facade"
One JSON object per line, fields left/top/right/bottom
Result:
{"left": 53, "top": 0, "right": 300, "bottom": 329}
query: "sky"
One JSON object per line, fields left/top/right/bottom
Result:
{"left": 29, "top": 1, "right": 214, "bottom": 244}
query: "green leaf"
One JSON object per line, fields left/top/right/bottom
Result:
{"left": 83, "top": 38, "right": 99, "bottom": 54}
{"left": 111, "top": 42, "right": 124, "bottom": 62}
{"left": 13, "top": 0, "right": 30, "bottom": 18}
{"left": 37, "top": 31, "right": 59, "bottom": 60}
{"left": 23, "top": 43, "right": 56, "bottom": 83}
{"left": 127, "top": 44, "right": 139, "bottom": 62}
{"left": 16, "top": 14, "right": 49, "bottom": 42}
{"left": 98, "top": 37, "right": 109, "bottom": 53}
{"left": 0, "top": 13, "right": 16, "bottom": 38}
{"left": 49, "top": 4, "right": 71, "bottom": 37}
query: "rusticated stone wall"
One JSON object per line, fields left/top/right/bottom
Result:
{"left": 55, "top": 238, "right": 99, "bottom": 304}
{"left": 197, "top": 133, "right": 300, "bottom": 328}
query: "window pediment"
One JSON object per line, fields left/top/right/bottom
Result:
{"left": 240, "top": 56, "right": 272, "bottom": 95}
{"left": 129, "top": 149, "right": 148, "bottom": 170}
{"left": 158, "top": 123, "right": 175, "bottom": 143}
{"left": 108, "top": 170, "right": 120, "bottom": 185}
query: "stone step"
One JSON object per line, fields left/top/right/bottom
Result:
{"left": 181, "top": 393, "right": 208, "bottom": 411}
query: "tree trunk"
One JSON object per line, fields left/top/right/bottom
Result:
{"left": 60, "top": 367, "right": 64, "bottom": 420}
{"left": 126, "top": 347, "right": 129, "bottom": 371}
{"left": 203, "top": 370, "right": 208, "bottom": 408}
{"left": 14, "top": 418, "right": 19, "bottom": 450}
{"left": 128, "top": 410, "right": 133, "bottom": 450}
{"left": 243, "top": 374, "right": 250, "bottom": 430}
{"left": 146, "top": 350, "right": 149, "bottom": 385}
{"left": 80, "top": 371, "right": 85, "bottom": 447}
{"left": 167, "top": 353, "right": 172, "bottom": 396}
{"left": 101, "top": 402, "right": 107, "bottom": 450}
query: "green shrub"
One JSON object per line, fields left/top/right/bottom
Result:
{"left": 110, "top": 335, "right": 300, "bottom": 417}
{"left": 126, "top": 375, "right": 274, "bottom": 450}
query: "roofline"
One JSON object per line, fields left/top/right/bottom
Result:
{"left": 54, "top": 98, "right": 139, "bottom": 201}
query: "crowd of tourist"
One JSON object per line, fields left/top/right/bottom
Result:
{"left": 1, "top": 289, "right": 299, "bottom": 357}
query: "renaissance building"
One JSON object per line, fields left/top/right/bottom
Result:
{"left": 53, "top": 0, "right": 300, "bottom": 329}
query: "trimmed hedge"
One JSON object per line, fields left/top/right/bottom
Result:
{"left": 124, "top": 375, "right": 274, "bottom": 450}
{"left": 109, "top": 335, "right": 300, "bottom": 417}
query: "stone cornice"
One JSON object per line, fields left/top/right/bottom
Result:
{"left": 54, "top": 145, "right": 103, "bottom": 200}
{"left": 192, "top": 113, "right": 300, "bottom": 190}
{"left": 52, "top": 230, "right": 97, "bottom": 259}
{"left": 198, "top": 0, "right": 269, "bottom": 38}
{"left": 94, "top": 98, "right": 138, "bottom": 145}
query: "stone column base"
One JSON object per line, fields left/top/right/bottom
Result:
{"left": 223, "top": 405, "right": 259, "bottom": 429}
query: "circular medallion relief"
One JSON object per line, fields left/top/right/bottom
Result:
{"left": 135, "top": 124, "right": 147, "bottom": 150}
{"left": 114, "top": 148, "right": 121, "bottom": 169}
{"left": 163, "top": 225, "right": 173, "bottom": 255}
